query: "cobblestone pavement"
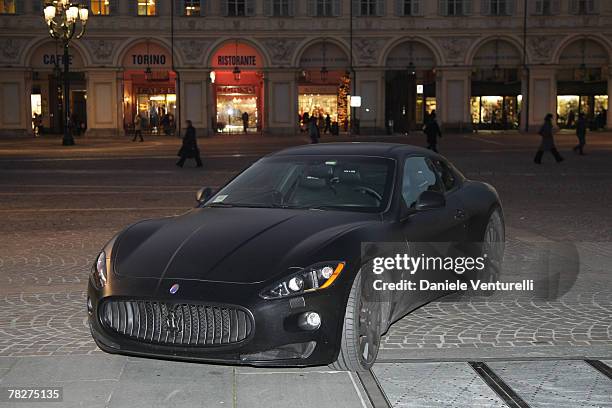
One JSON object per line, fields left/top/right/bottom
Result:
{"left": 0, "top": 132, "right": 611, "bottom": 360}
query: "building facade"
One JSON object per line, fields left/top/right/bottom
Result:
{"left": 1, "top": 0, "right": 611, "bottom": 137}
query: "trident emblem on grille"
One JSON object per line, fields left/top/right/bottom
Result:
{"left": 166, "top": 307, "right": 182, "bottom": 333}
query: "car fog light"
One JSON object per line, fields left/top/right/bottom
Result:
{"left": 288, "top": 276, "right": 304, "bottom": 292}
{"left": 298, "top": 312, "right": 321, "bottom": 330}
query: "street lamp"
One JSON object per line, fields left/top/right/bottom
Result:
{"left": 44, "top": 0, "right": 88, "bottom": 146}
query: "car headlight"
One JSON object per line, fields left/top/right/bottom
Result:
{"left": 260, "top": 262, "right": 345, "bottom": 300}
{"left": 92, "top": 235, "right": 117, "bottom": 289}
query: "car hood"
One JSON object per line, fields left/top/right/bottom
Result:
{"left": 113, "top": 207, "right": 379, "bottom": 284}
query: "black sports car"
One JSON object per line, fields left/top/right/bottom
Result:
{"left": 88, "top": 143, "right": 504, "bottom": 371}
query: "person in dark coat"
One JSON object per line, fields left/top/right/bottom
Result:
{"left": 573, "top": 112, "right": 587, "bottom": 155}
{"left": 176, "top": 120, "right": 203, "bottom": 168}
{"left": 324, "top": 114, "right": 331, "bottom": 134}
{"left": 308, "top": 116, "right": 320, "bottom": 144}
{"left": 423, "top": 111, "right": 442, "bottom": 152}
{"left": 534, "top": 113, "right": 563, "bottom": 164}
{"left": 242, "top": 112, "right": 249, "bottom": 133}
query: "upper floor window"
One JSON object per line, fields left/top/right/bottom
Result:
{"left": 397, "top": 0, "right": 421, "bottom": 16}
{"left": 354, "top": 0, "right": 384, "bottom": 16}
{"left": 91, "top": 0, "right": 110, "bottom": 15}
{"left": 264, "top": 0, "right": 293, "bottom": 16}
{"left": 185, "top": 0, "right": 201, "bottom": 15}
{"left": 483, "top": 0, "right": 513, "bottom": 15}
{"left": 570, "top": 0, "right": 598, "bottom": 14}
{"left": 138, "top": 0, "right": 156, "bottom": 16}
{"left": 533, "top": 0, "right": 560, "bottom": 15}
{"left": 224, "top": 0, "right": 255, "bottom": 16}
{"left": 439, "top": 0, "right": 472, "bottom": 16}
{"left": 0, "top": 0, "right": 16, "bottom": 14}
{"left": 307, "top": 0, "right": 340, "bottom": 17}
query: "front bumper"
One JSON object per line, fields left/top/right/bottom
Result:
{"left": 87, "top": 275, "right": 349, "bottom": 367}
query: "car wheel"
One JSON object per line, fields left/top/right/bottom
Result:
{"left": 331, "top": 270, "right": 382, "bottom": 371}
{"left": 478, "top": 207, "right": 505, "bottom": 294}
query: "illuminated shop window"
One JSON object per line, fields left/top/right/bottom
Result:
{"left": 91, "top": 0, "right": 110, "bottom": 15}
{"left": 185, "top": 0, "right": 201, "bottom": 15}
{"left": 137, "top": 0, "right": 156, "bottom": 16}
{"left": 0, "top": 0, "right": 16, "bottom": 14}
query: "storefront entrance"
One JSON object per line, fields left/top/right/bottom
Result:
{"left": 210, "top": 42, "right": 264, "bottom": 134}
{"left": 121, "top": 41, "right": 177, "bottom": 135}
{"left": 470, "top": 94, "right": 521, "bottom": 130}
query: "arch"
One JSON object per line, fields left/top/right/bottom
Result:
{"left": 552, "top": 35, "right": 611, "bottom": 66}
{"left": 205, "top": 38, "right": 270, "bottom": 69}
{"left": 292, "top": 38, "right": 351, "bottom": 68}
{"left": 466, "top": 36, "right": 524, "bottom": 67}
{"left": 379, "top": 37, "right": 442, "bottom": 68}
{"left": 113, "top": 37, "right": 182, "bottom": 68}
{"left": 22, "top": 36, "right": 91, "bottom": 69}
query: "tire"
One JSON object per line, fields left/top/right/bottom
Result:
{"left": 477, "top": 207, "right": 505, "bottom": 295}
{"left": 330, "top": 270, "right": 382, "bottom": 371}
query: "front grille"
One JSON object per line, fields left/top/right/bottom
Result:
{"left": 101, "top": 300, "right": 253, "bottom": 346}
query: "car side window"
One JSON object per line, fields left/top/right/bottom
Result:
{"left": 402, "top": 156, "right": 443, "bottom": 208}
{"left": 433, "top": 159, "right": 458, "bottom": 192}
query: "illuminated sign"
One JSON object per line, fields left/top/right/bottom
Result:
{"left": 43, "top": 54, "right": 73, "bottom": 65}
{"left": 132, "top": 54, "right": 167, "bottom": 65}
{"left": 216, "top": 86, "right": 256, "bottom": 95}
{"left": 216, "top": 55, "right": 257, "bottom": 67}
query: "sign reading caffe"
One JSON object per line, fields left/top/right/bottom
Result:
{"left": 29, "top": 42, "right": 84, "bottom": 69}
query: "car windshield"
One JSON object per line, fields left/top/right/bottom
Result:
{"left": 205, "top": 155, "right": 395, "bottom": 212}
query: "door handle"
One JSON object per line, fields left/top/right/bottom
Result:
{"left": 454, "top": 209, "right": 466, "bottom": 220}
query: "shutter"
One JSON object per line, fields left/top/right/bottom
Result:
{"left": 505, "top": 0, "right": 514, "bottom": 15}
{"left": 33, "top": 0, "right": 42, "bottom": 13}
{"left": 481, "top": 0, "right": 490, "bottom": 15}
{"left": 588, "top": 0, "right": 598, "bottom": 13}
{"left": 376, "top": 0, "right": 385, "bottom": 16}
{"left": 412, "top": 0, "right": 422, "bottom": 15}
{"left": 263, "top": 0, "right": 272, "bottom": 15}
{"left": 463, "top": 0, "right": 472, "bottom": 15}
{"left": 439, "top": 0, "right": 447, "bottom": 15}
{"left": 333, "top": 0, "right": 341, "bottom": 16}
{"left": 221, "top": 0, "right": 228, "bottom": 15}
{"left": 15, "top": 0, "right": 24, "bottom": 14}
{"left": 175, "top": 0, "right": 184, "bottom": 16}
{"left": 550, "top": 0, "right": 560, "bottom": 14}
{"left": 352, "top": 0, "right": 360, "bottom": 16}
{"left": 289, "top": 0, "right": 295, "bottom": 15}
{"left": 307, "top": 0, "right": 315, "bottom": 15}
{"left": 569, "top": 0, "right": 578, "bottom": 13}
{"left": 246, "top": 0, "right": 255, "bottom": 15}
{"left": 128, "top": 0, "right": 137, "bottom": 15}
{"left": 109, "top": 0, "right": 119, "bottom": 15}
{"left": 396, "top": 0, "right": 404, "bottom": 15}
{"left": 533, "top": 0, "right": 542, "bottom": 14}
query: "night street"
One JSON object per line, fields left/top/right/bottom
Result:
{"left": 0, "top": 132, "right": 610, "bottom": 407}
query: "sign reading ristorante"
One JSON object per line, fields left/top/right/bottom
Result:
{"left": 216, "top": 55, "right": 257, "bottom": 67}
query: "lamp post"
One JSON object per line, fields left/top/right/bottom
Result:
{"left": 43, "top": 0, "right": 88, "bottom": 146}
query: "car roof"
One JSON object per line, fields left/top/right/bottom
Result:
{"left": 270, "top": 142, "right": 439, "bottom": 160}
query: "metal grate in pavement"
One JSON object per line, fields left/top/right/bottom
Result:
{"left": 487, "top": 360, "right": 612, "bottom": 408}
{"left": 372, "top": 362, "right": 508, "bottom": 408}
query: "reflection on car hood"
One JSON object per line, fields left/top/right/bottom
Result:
{"left": 113, "top": 207, "right": 378, "bottom": 284}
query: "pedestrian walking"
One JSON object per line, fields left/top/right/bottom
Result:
{"left": 423, "top": 111, "right": 442, "bottom": 153}
{"left": 242, "top": 111, "right": 249, "bottom": 134}
{"left": 573, "top": 112, "right": 587, "bottom": 155}
{"left": 176, "top": 120, "right": 203, "bottom": 168}
{"left": 324, "top": 114, "right": 331, "bottom": 134}
{"left": 133, "top": 113, "right": 144, "bottom": 142}
{"left": 308, "top": 116, "right": 320, "bottom": 144}
{"left": 534, "top": 113, "right": 563, "bottom": 164}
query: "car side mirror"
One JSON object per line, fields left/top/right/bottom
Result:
{"left": 415, "top": 190, "right": 445, "bottom": 211}
{"left": 196, "top": 187, "right": 213, "bottom": 203}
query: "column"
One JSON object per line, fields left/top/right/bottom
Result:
{"left": 178, "top": 70, "right": 209, "bottom": 136}
{"left": 355, "top": 68, "right": 385, "bottom": 134}
{"left": 85, "top": 70, "right": 120, "bottom": 137}
{"left": 266, "top": 70, "right": 297, "bottom": 135}
{"left": 0, "top": 71, "right": 29, "bottom": 137}
{"left": 528, "top": 65, "right": 557, "bottom": 132}
{"left": 436, "top": 67, "right": 472, "bottom": 131}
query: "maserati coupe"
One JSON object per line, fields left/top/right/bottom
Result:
{"left": 88, "top": 143, "right": 504, "bottom": 371}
